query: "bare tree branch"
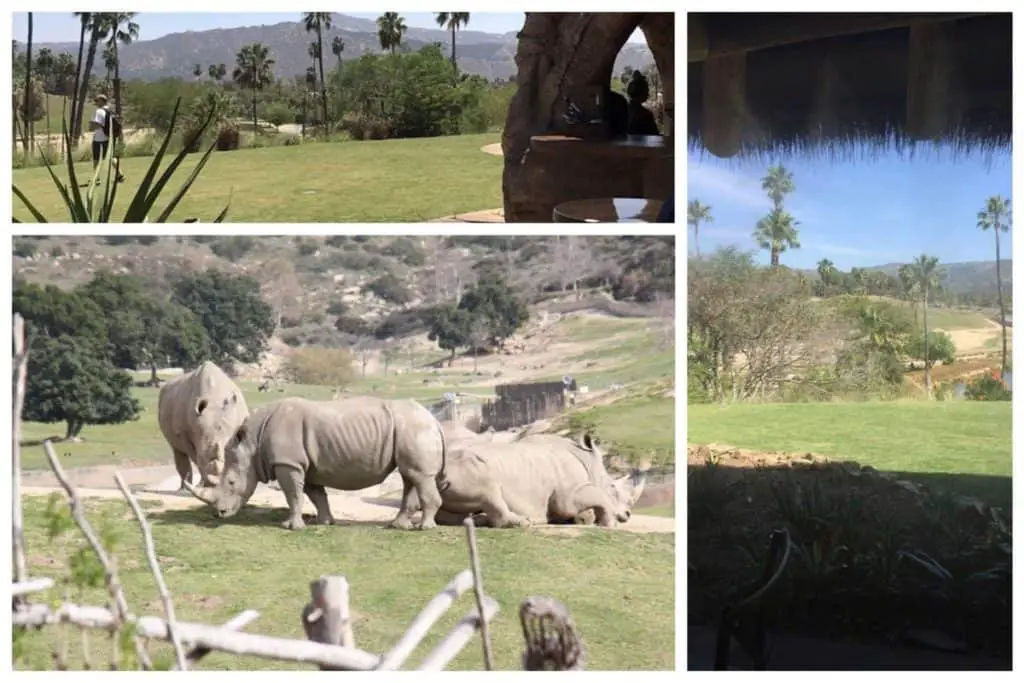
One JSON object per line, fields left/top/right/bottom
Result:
{"left": 113, "top": 472, "right": 188, "bottom": 670}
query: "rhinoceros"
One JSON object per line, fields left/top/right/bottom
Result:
{"left": 157, "top": 361, "right": 249, "bottom": 489}
{"left": 184, "top": 396, "right": 448, "bottom": 531}
{"left": 419, "top": 432, "right": 647, "bottom": 528}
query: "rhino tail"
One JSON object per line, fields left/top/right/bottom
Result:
{"left": 435, "top": 419, "right": 451, "bottom": 493}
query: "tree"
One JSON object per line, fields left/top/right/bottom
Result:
{"left": 427, "top": 303, "right": 472, "bottom": 366}
{"left": 816, "top": 258, "right": 835, "bottom": 295}
{"left": 233, "top": 43, "right": 275, "bottom": 134}
{"left": 435, "top": 12, "right": 470, "bottom": 73}
{"left": 331, "top": 35, "right": 345, "bottom": 70}
{"left": 70, "top": 12, "right": 89, "bottom": 139}
{"left": 977, "top": 195, "right": 1012, "bottom": 377}
{"left": 466, "top": 316, "right": 490, "bottom": 372}
{"left": 377, "top": 12, "right": 407, "bottom": 54}
{"left": 551, "top": 236, "right": 596, "bottom": 298}
{"left": 24, "top": 335, "right": 141, "bottom": 441}
{"left": 208, "top": 62, "right": 227, "bottom": 83}
{"left": 754, "top": 164, "right": 800, "bottom": 267}
{"left": 457, "top": 273, "right": 529, "bottom": 349}
{"left": 73, "top": 13, "right": 109, "bottom": 141}
{"left": 259, "top": 258, "right": 302, "bottom": 329}
{"left": 303, "top": 12, "right": 332, "bottom": 131}
{"left": 193, "top": 63, "right": 202, "bottom": 80}
{"left": 13, "top": 281, "right": 108, "bottom": 347}
{"left": 909, "top": 254, "right": 942, "bottom": 397}
{"left": 101, "top": 12, "right": 139, "bottom": 118}
{"left": 22, "top": 12, "right": 33, "bottom": 154}
{"left": 687, "top": 199, "right": 712, "bottom": 260}
{"left": 905, "top": 329, "right": 957, "bottom": 373}
{"left": 172, "top": 270, "right": 276, "bottom": 368}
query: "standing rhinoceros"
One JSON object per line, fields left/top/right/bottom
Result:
{"left": 184, "top": 396, "right": 448, "bottom": 531}
{"left": 423, "top": 432, "right": 647, "bottom": 528}
{"left": 157, "top": 361, "right": 249, "bottom": 489}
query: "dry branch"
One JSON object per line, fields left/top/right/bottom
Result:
{"left": 12, "top": 578, "right": 55, "bottom": 597}
{"left": 376, "top": 570, "right": 475, "bottom": 670}
{"left": 301, "top": 576, "right": 355, "bottom": 670}
{"left": 12, "top": 314, "right": 29, "bottom": 594}
{"left": 177, "top": 610, "right": 260, "bottom": 670}
{"left": 417, "top": 597, "right": 501, "bottom": 671}
{"left": 14, "top": 602, "right": 382, "bottom": 670}
{"left": 463, "top": 518, "right": 494, "bottom": 670}
{"left": 41, "top": 440, "right": 152, "bottom": 669}
{"left": 114, "top": 472, "right": 187, "bottom": 670}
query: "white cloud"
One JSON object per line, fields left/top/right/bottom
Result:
{"left": 687, "top": 163, "right": 768, "bottom": 211}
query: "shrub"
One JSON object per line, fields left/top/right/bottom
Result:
{"left": 296, "top": 238, "right": 319, "bottom": 257}
{"left": 216, "top": 120, "right": 241, "bottom": 151}
{"left": 136, "top": 236, "right": 159, "bottom": 246}
{"left": 211, "top": 236, "right": 256, "bottom": 260}
{"left": 326, "top": 301, "right": 349, "bottom": 316}
{"left": 335, "top": 315, "right": 372, "bottom": 336}
{"left": 49, "top": 245, "right": 65, "bottom": 258}
{"left": 382, "top": 237, "right": 427, "bottom": 266}
{"left": 283, "top": 346, "right": 356, "bottom": 386}
{"left": 367, "top": 273, "right": 412, "bottom": 304}
{"left": 325, "top": 235, "right": 350, "bottom": 248}
{"left": 964, "top": 371, "right": 1012, "bottom": 401}
{"left": 13, "top": 240, "right": 37, "bottom": 259}
{"left": 374, "top": 307, "right": 433, "bottom": 339}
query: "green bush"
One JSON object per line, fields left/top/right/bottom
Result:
{"left": 211, "top": 236, "right": 256, "bottom": 261}
{"left": 13, "top": 240, "right": 37, "bottom": 259}
{"left": 964, "top": 371, "right": 1012, "bottom": 401}
{"left": 283, "top": 346, "right": 356, "bottom": 386}
{"left": 382, "top": 237, "right": 426, "bottom": 266}
{"left": 326, "top": 301, "right": 349, "bottom": 316}
{"left": 296, "top": 238, "right": 319, "bottom": 257}
{"left": 367, "top": 273, "right": 412, "bottom": 304}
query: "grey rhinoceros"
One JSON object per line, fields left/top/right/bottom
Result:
{"left": 184, "top": 396, "right": 448, "bottom": 531}
{"left": 157, "top": 361, "right": 249, "bottom": 489}
{"left": 421, "top": 432, "right": 647, "bottom": 528}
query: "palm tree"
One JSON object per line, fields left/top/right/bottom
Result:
{"left": 753, "top": 207, "right": 800, "bottom": 267}
{"left": 100, "top": 12, "right": 138, "bottom": 119}
{"left": 910, "top": 254, "right": 941, "bottom": 397}
{"left": 977, "top": 195, "right": 1012, "bottom": 377}
{"left": 816, "top": 258, "right": 835, "bottom": 293}
{"left": 435, "top": 12, "right": 470, "bottom": 73}
{"left": 755, "top": 164, "right": 800, "bottom": 267}
{"left": 331, "top": 35, "right": 345, "bottom": 70}
{"left": 22, "top": 12, "right": 33, "bottom": 154}
{"left": 208, "top": 63, "right": 227, "bottom": 84}
{"left": 377, "top": 12, "right": 407, "bottom": 54}
{"left": 69, "top": 12, "right": 90, "bottom": 140}
{"left": 233, "top": 43, "right": 275, "bottom": 134}
{"left": 686, "top": 199, "right": 712, "bottom": 259}
{"left": 302, "top": 12, "right": 332, "bottom": 131}
{"left": 102, "top": 42, "right": 116, "bottom": 82}
{"left": 193, "top": 63, "right": 202, "bottom": 81}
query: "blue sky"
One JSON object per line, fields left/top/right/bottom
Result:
{"left": 12, "top": 12, "right": 645, "bottom": 44}
{"left": 687, "top": 147, "right": 1013, "bottom": 269}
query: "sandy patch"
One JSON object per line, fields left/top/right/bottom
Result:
{"left": 480, "top": 143, "right": 503, "bottom": 156}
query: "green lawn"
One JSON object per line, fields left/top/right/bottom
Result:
{"left": 14, "top": 497, "right": 675, "bottom": 671}
{"left": 688, "top": 400, "right": 1012, "bottom": 507}
{"left": 12, "top": 133, "right": 503, "bottom": 222}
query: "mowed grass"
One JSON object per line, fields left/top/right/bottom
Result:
{"left": 15, "top": 497, "right": 675, "bottom": 671}
{"left": 11, "top": 133, "right": 502, "bottom": 222}
{"left": 688, "top": 400, "right": 1011, "bottom": 508}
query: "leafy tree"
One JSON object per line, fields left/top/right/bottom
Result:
{"left": 302, "top": 12, "right": 332, "bottom": 130}
{"left": 172, "top": 270, "right": 275, "bottom": 368}
{"left": 377, "top": 12, "right": 408, "bottom": 54}
{"left": 24, "top": 335, "right": 141, "bottom": 441}
{"left": 687, "top": 199, "right": 712, "bottom": 260}
{"left": 905, "top": 330, "right": 957, "bottom": 371}
{"left": 977, "top": 195, "right": 1012, "bottom": 376}
{"left": 457, "top": 273, "right": 529, "bottom": 348}
{"left": 233, "top": 42, "right": 275, "bottom": 133}
{"left": 435, "top": 12, "right": 470, "bottom": 72}
{"left": 13, "top": 282, "right": 108, "bottom": 347}
{"left": 909, "top": 254, "right": 942, "bottom": 396}
{"left": 428, "top": 303, "right": 472, "bottom": 366}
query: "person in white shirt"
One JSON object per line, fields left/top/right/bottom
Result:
{"left": 88, "top": 94, "right": 125, "bottom": 182}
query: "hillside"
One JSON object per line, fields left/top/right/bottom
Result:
{"left": 798, "top": 259, "right": 1012, "bottom": 297}
{"left": 18, "top": 13, "right": 654, "bottom": 83}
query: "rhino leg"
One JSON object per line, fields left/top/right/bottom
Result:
{"left": 570, "top": 484, "right": 618, "bottom": 528}
{"left": 303, "top": 483, "right": 335, "bottom": 525}
{"left": 173, "top": 449, "right": 193, "bottom": 490}
{"left": 480, "top": 487, "right": 531, "bottom": 529}
{"left": 387, "top": 479, "right": 417, "bottom": 531}
{"left": 275, "top": 465, "right": 307, "bottom": 531}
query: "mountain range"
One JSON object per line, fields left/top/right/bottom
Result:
{"left": 21, "top": 13, "right": 655, "bottom": 83}
{"left": 798, "top": 259, "right": 1012, "bottom": 295}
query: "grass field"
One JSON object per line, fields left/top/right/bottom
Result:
{"left": 688, "top": 400, "right": 1012, "bottom": 507}
{"left": 15, "top": 497, "right": 675, "bottom": 671}
{"left": 11, "top": 133, "right": 503, "bottom": 222}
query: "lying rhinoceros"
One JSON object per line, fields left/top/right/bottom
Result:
{"left": 185, "top": 396, "right": 447, "bottom": 531}
{"left": 157, "top": 361, "right": 249, "bottom": 489}
{"left": 416, "top": 432, "right": 646, "bottom": 528}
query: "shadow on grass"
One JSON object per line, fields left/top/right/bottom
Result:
{"left": 149, "top": 505, "right": 394, "bottom": 531}
{"left": 687, "top": 452, "right": 1011, "bottom": 670}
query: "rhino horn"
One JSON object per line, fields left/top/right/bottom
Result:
{"left": 627, "top": 468, "right": 648, "bottom": 507}
{"left": 183, "top": 480, "right": 217, "bottom": 506}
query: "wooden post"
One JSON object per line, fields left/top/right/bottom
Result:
{"left": 702, "top": 52, "right": 747, "bottom": 159}
{"left": 301, "top": 576, "right": 355, "bottom": 670}
{"left": 906, "top": 21, "right": 955, "bottom": 141}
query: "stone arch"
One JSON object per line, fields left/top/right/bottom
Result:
{"left": 502, "top": 13, "right": 675, "bottom": 223}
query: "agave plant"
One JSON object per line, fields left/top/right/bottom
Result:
{"left": 13, "top": 97, "right": 230, "bottom": 223}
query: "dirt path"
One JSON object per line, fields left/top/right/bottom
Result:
{"left": 21, "top": 463, "right": 673, "bottom": 535}
{"left": 945, "top": 317, "right": 1003, "bottom": 357}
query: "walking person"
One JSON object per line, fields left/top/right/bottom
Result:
{"left": 88, "top": 94, "right": 125, "bottom": 183}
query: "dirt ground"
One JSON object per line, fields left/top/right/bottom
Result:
{"left": 944, "top": 317, "right": 1004, "bottom": 357}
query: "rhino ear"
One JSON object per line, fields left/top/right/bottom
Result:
{"left": 581, "top": 433, "right": 598, "bottom": 451}
{"left": 234, "top": 424, "right": 248, "bottom": 444}
{"left": 195, "top": 398, "right": 208, "bottom": 416}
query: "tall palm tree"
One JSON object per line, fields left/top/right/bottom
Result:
{"left": 911, "top": 254, "right": 941, "bottom": 397}
{"left": 755, "top": 164, "right": 800, "bottom": 267}
{"left": 753, "top": 208, "right": 800, "bottom": 267}
{"left": 977, "top": 195, "right": 1012, "bottom": 377}
{"left": 23, "top": 12, "right": 33, "bottom": 154}
{"left": 233, "top": 43, "right": 275, "bottom": 134}
{"left": 686, "top": 199, "right": 712, "bottom": 259}
{"left": 816, "top": 258, "right": 835, "bottom": 292}
{"left": 897, "top": 263, "right": 921, "bottom": 325}
{"left": 102, "top": 12, "right": 139, "bottom": 119}
{"left": 331, "top": 35, "right": 345, "bottom": 70}
{"left": 377, "top": 13, "right": 407, "bottom": 55}
{"left": 435, "top": 12, "right": 470, "bottom": 73}
{"left": 302, "top": 12, "right": 332, "bottom": 131}
{"left": 73, "top": 14, "right": 109, "bottom": 136}
{"left": 102, "top": 42, "right": 116, "bottom": 82}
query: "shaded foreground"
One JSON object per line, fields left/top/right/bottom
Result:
{"left": 687, "top": 445, "right": 1011, "bottom": 669}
